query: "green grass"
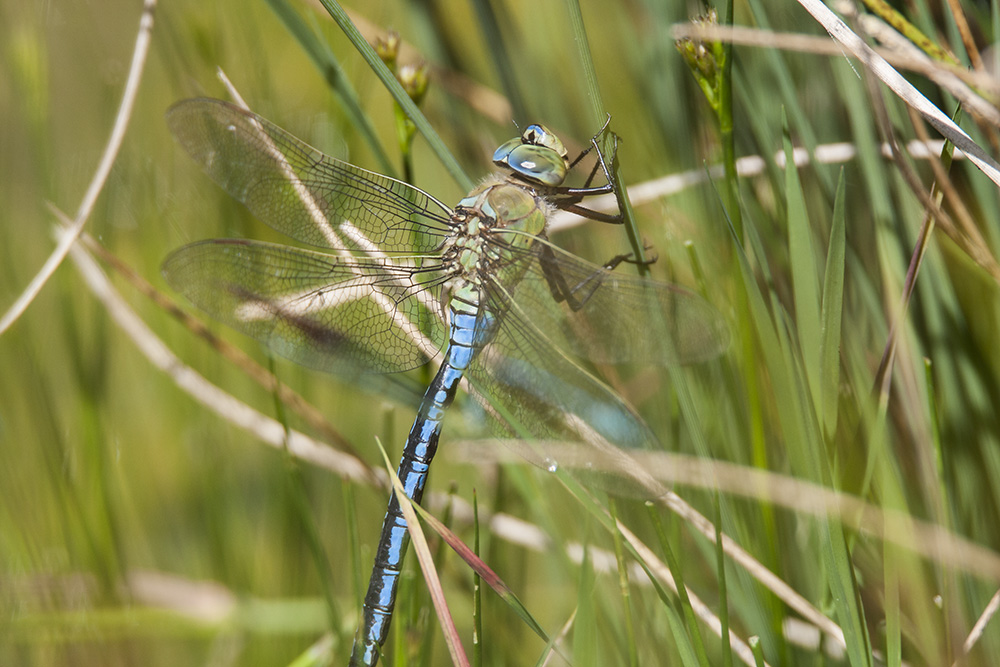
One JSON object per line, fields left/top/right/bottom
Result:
{"left": 3, "top": 0, "right": 1000, "bottom": 665}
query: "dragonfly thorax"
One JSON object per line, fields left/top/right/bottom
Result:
{"left": 443, "top": 176, "right": 549, "bottom": 282}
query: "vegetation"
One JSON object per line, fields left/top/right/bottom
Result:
{"left": 2, "top": 0, "right": 999, "bottom": 665}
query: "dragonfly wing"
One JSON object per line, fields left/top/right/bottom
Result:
{"left": 166, "top": 98, "right": 454, "bottom": 253}
{"left": 471, "top": 257, "right": 657, "bottom": 448}
{"left": 467, "top": 286, "right": 667, "bottom": 497}
{"left": 162, "top": 239, "right": 447, "bottom": 374}
{"left": 504, "top": 239, "right": 730, "bottom": 366}
{"left": 462, "top": 241, "right": 729, "bottom": 494}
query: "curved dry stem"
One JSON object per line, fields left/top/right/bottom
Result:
{"left": 548, "top": 138, "right": 979, "bottom": 233}
{"left": 798, "top": 0, "right": 1000, "bottom": 187}
{"left": 0, "top": 0, "right": 157, "bottom": 335}
{"left": 669, "top": 21, "right": 1000, "bottom": 123}
{"left": 62, "top": 214, "right": 377, "bottom": 487}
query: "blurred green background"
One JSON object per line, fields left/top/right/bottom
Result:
{"left": 3, "top": 0, "right": 1000, "bottom": 665}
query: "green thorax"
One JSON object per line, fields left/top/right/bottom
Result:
{"left": 444, "top": 176, "right": 550, "bottom": 290}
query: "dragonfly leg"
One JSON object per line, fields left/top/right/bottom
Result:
{"left": 602, "top": 245, "right": 658, "bottom": 271}
{"left": 539, "top": 241, "right": 659, "bottom": 312}
{"left": 566, "top": 113, "right": 614, "bottom": 173}
{"left": 557, "top": 202, "right": 622, "bottom": 224}
{"left": 556, "top": 133, "right": 618, "bottom": 197}
{"left": 548, "top": 123, "right": 624, "bottom": 224}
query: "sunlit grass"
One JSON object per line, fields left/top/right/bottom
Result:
{"left": 2, "top": 0, "right": 1000, "bottom": 665}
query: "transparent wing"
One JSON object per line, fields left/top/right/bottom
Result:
{"left": 166, "top": 98, "right": 455, "bottom": 253}
{"left": 490, "top": 236, "right": 730, "bottom": 366}
{"left": 162, "top": 239, "right": 448, "bottom": 374}
{"left": 467, "top": 289, "right": 665, "bottom": 498}
{"left": 466, "top": 238, "right": 729, "bottom": 460}
{"left": 470, "top": 301, "right": 656, "bottom": 447}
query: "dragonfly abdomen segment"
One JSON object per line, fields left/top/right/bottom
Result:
{"left": 351, "top": 291, "right": 483, "bottom": 666}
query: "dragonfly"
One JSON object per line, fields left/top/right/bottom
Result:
{"left": 162, "top": 98, "right": 729, "bottom": 666}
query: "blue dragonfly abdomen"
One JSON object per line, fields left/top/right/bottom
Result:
{"left": 354, "top": 291, "right": 479, "bottom": 666}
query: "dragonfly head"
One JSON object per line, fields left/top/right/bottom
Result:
{"left": 492, "top": 123, "right": 569, "bottom": 187}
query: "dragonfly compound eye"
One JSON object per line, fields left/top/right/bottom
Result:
{"left": 493, "top": 137, "right": 568, "bottom": 187}
{"left": 503, "top": 144, "right": 568, "bottom": 186}
{"left": 522, "top": 124, "right": 568, "bottom": 161}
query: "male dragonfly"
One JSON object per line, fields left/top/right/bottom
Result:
{"left": 162, "top": 99, "right": 729, "bottom": 666}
